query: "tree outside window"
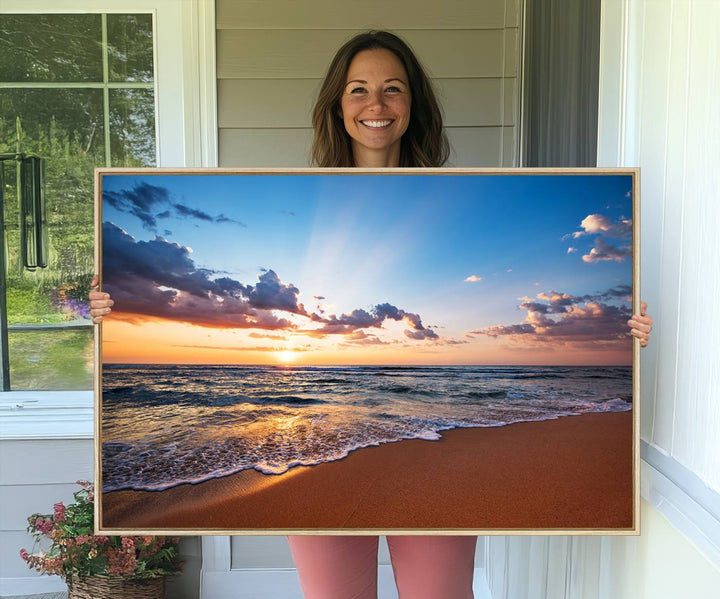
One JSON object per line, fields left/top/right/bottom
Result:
{"left": 0, "top": 13, "right": 156, "bottom": 389}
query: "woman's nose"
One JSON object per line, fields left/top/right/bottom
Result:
{"left": 366, "top": 89, "right": 385, "bottom": 110}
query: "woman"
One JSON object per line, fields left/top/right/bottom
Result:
{"left": 90, "top": 31, "right": 653, "bottom": 599}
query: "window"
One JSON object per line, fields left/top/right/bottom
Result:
{"left": 0, "top": 13, "right": 156, "bottom": 390}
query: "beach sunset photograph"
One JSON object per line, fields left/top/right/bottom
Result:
{"left": 97, "top": 170, "right": 636, "bottom": 533}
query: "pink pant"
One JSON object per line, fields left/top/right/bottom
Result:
{"left": 287, "top": 535, "right": 476, "bottom": 599}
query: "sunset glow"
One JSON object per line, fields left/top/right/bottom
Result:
{"left": 100, "top": 173, "right": 634, "bottom": 366}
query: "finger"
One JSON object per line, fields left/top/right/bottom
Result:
{"left": 640, "top": 301, "right": 647, "bottom": 316}
{"left": 630, "top": 328, "right": 649, "bottom": 341}
{"left": 91, "top": 274, "right": 99, "bottom": 289}
{"left": 629, "top": 321, "right": 652, "bottom": 333}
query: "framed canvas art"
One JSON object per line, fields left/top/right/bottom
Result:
{"left": 94, "top": 168, "right": 639, "bottom": 535}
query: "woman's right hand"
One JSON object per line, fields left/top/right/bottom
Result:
{"left": 89, "top": 275, "right": 114, "bottom": 324}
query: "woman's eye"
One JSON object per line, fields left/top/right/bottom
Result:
{"left": 385, "top": 86, "right": 402, "bottom": 93}
{"left": 349, "top": 87, "right": 367, "bottom": 94}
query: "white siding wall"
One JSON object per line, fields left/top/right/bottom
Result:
{"left": 216, "top": 0, "right": 521, "bottom": 167}
{"left": 485, "top": 0, "right": 720, "bottom": 597}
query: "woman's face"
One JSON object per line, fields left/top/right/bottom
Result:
{"left": 340, "top": 49, "right": 411, "bottom": 166}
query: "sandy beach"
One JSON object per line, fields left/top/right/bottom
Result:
{"left": 100, "top": 411, "right": 634, "bottom": 532}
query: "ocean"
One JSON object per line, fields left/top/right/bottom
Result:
{"left": 101, "top": 364, "right": 632, "bottom": 493}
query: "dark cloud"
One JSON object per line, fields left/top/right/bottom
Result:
{"left": 103, "top": 183, "right": 170, "bottom": 230}
{"left": 104, "top": 184, "right": 247, "bottom": 232}
{"left": 173, "top": 203, "right": 214, "bottom": 222}
{"left": 582, "top": 238, "right": 632, "bottom": 263}
{"left": 102, "top": 222, "right": 295, "bottom": 330}
{"left": 215, "top": 213, "right": 247, "bottom": 227}
{"left": 102, "top": 222, "right": 438, "bottom": 341}
{"left": 310, "top": 302, "right": 438, "bottom": 340}
{"left": 314, "top": 295, "right": 326, "bottom": 301}
{"left": 237, "top": 270, "right": 307, "bottom": 315}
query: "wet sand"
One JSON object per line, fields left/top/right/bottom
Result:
{"left": 100, "top": 411, "right": 634, "bottom": 532}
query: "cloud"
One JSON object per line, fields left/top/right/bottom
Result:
{"left": 314, "top": 295, "right": 326, "bottom": 301}
{"left": 104, "top": 184, "right": 247, "bottom": 232}
{"left": 172, "top": 344, "right": 310, "bottom": 353}
{"left": 102, "top": 221, "right": 439, "bottom": 342}
{"left": 172, "top": 203, "right": 214, "bottom": 222}
{"left": 464, "top": 275, "right": 482, "bottom": 282}
{"left": 309, "top": 302, "right": 438, "bottom": 340}
{"left": 103, "top": 182, "right": 170, "bottom": 230}
{"left": 102, "top": 222, "right": 297, "bottom": 330}
{"left": 340, "top": 331, "right": 390, "bottom": 346}
{"left": 572, "top": 214, "right": 632, "bottom": 238}
{"left": 582, "top": 238, "right": 631, "bottom": 263}
{"left": 215, "top": 213, "right": 247, "bottom": 227}
{"left": 469, "top": 287, "right": 632, "bottom": 350}
{"left": 566, "top": 213, "right": 632, "bottom": 264}
{"left": 239, "top": 270, "right": 307, "bottom": 315}
{"left": 248, "top": 333, "right": 288, "bottom": 341}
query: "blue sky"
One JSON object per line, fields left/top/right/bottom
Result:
{"left": 100, "top": 172, "right": 634, "bottom": 365}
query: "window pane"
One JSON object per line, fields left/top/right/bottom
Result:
{"left": 9, "top": 329, "right": 93, "bottom": 390}
{"left": 0, "top": 89, "right": 106, "bottom": 166}
{"left": 0, "top": 14, "right": 102, "bottom": 82}
{"left": 1, "top": 89, "right": 103, "bottom": 283}
{"left": 109, "top": 89, "right": 156, "bottom": 167}
{"left": 107, "top": 14, "right": 154, "bottom": 83}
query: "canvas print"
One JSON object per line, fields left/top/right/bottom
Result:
{"left": 96, "top": 169, "right": 638, "bottom": 534}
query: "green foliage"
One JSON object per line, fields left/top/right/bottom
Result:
{"left": 1, "top": 13, "right": 157, "bottom": 388}
{"left": 9, "top": 329, "right": 93, "bottom": 390}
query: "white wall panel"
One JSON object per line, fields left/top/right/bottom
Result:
{"left": 217, "top": 0, "right": 508, "bottom": 30}
{"left": 219, "top": 128, "right": 313, "bottom": 167}
{"left": 636, "top": 0, "right": 675, "bottom": 453}
{"left": 218, "top": 29, "right": 508, "bottom": 80}
{"left": 672, "top": 1, "right": 720, "bottom": 486}
{"left": 218, "top": 78, "right": 515, "bottom": 129}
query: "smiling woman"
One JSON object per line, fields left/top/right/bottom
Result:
{"left": 340, "top": 49, "right": 412, "bottom": 167}
{"left": 311, "top": 30, "right": 448, "bottom": 168}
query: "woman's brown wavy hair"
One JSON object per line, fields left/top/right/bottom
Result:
{"left": 311, "top": 31, "right": 449, "bottom": 167}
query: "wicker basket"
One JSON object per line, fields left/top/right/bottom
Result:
{"left": 67, "top": 575, "right": 165, "bottom": 599}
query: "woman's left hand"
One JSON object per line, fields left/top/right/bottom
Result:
{"left": 628, "top": 301, "right": 653, "bottom": 348}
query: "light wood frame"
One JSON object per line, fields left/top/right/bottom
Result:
{"left": 94, "top": 167, "right": 640, "bottom": 536}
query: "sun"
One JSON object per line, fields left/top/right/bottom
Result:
{"left": 275, "top": 350, "right": 297, "bottom": 364}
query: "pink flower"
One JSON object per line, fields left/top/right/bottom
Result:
{"left": 34, "top": 518, "right": 53, "bottom": 534}
{"left": 75, "top": 535, "right": 91, "bottom": 546}
{"left": 107, "top": 548, "right": 137, "bottom": 576}
{"left": 121, "top": 537, "right": 135, "bottom": 549}
{"left": 53, "top": 502, "right": 66, "bottom": 522}
{"left": 19, "top": 548, "right": 29, "bottom": 562}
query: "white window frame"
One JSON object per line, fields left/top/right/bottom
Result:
{"left": 0, "top": 0, "right": 217, "bottom": 441}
